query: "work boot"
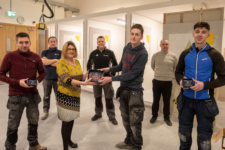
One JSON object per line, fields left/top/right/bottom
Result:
{"left": 29, "top": 144, "right": 47, "bottom": 150}
{"left": 91, "top": 114, "right": 102, "bottom": 121}
{"left": 115, "top": 142, "right": 132, "bottom": 149}
{"left": 41, "top": 112, "right": 49, "bottom": 120}
{"left": 109, "top": 118, "right": 118, "bottom": 125}
{"left": 150, "top": 116, "right": 157, "bottom": 124}
{"left": 164, "top": 118, "right": 172, "bottom": 126}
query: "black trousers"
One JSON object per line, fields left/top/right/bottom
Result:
{"left": 152, "top": 79, "right": 172, "bottom": 119}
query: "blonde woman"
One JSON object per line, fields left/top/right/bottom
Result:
{"left": 56, "top": 41, "right": 95, "bottom": 150}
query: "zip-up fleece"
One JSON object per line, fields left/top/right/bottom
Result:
{"left": 0, "top": 49, "right": 46, "bottom": 96}
{"left": 110, "top": 42, "right": 148, "bottom": 90}
{"left": 175, "top": 43, "right": 225, "bottom": 99}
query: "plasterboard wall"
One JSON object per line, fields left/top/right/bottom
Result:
{"left": 163, "top": 21, "right": 223, "bottom": 57}
{"left": 57, "top": 23, "right": 84, "bottom": 67}
{"left": 0, "top": 0, "right": 64, "bottom": 26}
{"left": 132, "top": 14, "right": 163, "bottom": 103}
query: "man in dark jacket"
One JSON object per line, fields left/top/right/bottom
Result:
{"left": 87, "top": 36, "right": 118, "bottom": 125}
{"left": 41, "top": 36, "right": 61, "bottom": 120}
{"left": 0, "top": 32, "right": 46, "bottom": 150}
{"left": 175, "top": 22, "right": 225, "bottom": 150}
{"left": 99, "top": 24, "right": 148, "bottom": 150}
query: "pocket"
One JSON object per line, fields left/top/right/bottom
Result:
{"left": 202, "top": 97, "right": 219, "bottom": 118}
{"left": 131, "top": 106, "right": 145, "bottom": 124}
{"left": 7, "top": 96, "right": 21, "bottom": 110}
{"left": 177, "top": 92, "right": 184, "bottom": 112}
{"left": 33, "top": 93, "right": 41, "bottom": 104}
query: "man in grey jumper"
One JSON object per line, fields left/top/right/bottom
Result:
{"left": 99, "top": 24, "right": 148, "bottom": 150}
{"left": 150, "top": 40, "right": 177, "bottom": 126}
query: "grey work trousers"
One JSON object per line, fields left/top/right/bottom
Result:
{"left": 42, "top": 79, "right": 58, "bottom": 112}
{"left": 93, "top": 82, "right": 115, "bottom": 119}
{"left": 120, "top": 89, "right": 145, "bottom": 150}
{"left": 5, "top": 93, "right": 41, "bottom": 149}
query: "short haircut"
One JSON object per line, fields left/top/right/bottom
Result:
{"left": 48, "top": 36, "right": 57, "bottom": 42}
{"left": 131, "top": 24, "right": 144, "bottom": 35}
{"left": 97, "top": 36, "right": 105, "bottom": 40}
{"left": 16, "top": 32, "right": 30, "bottom": 41}
{"left": 61, "top": 41, "right": 77, "bottom": 59}
{"left": 194, "top": 22, "right": 210, "bottom": 31}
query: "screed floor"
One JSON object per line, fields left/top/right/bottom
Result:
{"left": 0, "top": 83, "right": 224, "bottom": 150}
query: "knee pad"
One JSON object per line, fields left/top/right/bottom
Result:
{"left": 179, "top": 128, "right": 192, "bottom": 143}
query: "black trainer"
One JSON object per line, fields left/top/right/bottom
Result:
{"left": 150, "top": 116, "right": 157, "bottom": 124}
{"left": 91, "top": 114, "right": 102, "bottom": 121}
{"left": 164, "top": 118, "right": 172, "bottom": 126}
{"left": 109, "top": 118, "right": 118, "bottom": 125}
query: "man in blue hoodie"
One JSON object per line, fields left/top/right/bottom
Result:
{"left": 41, "top": 36, "right": 61, "bottom": 120}
{"left": 175, "top": 22, "right": 225, "bottom": 150}
{"left": 99, "top": 24, "right": 148, "bottom": 150}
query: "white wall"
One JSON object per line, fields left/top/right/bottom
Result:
{"left": 132, "top": 14, "right": 163, "bottom": 102}
{"left": 0, "top": 0, "right": 64, "bottom": 26}
{"left": 76, "top": 0, "right": 169, "bottom": 16}
{"left": 58, "top": 23, "right": 84, "bottom": 67}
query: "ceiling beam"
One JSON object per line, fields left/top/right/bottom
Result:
{"left": 34, "top": 0, "right": 79, "bottom": 13}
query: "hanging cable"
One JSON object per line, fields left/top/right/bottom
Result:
{"left": 37, "top": 0, "right": 54, "bottom": 30}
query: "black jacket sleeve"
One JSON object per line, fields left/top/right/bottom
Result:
{"left": 204, "top": 49, "right": 225, "bottom": 89}
{"left": 175, "top": 49, "right": 190, "bottom": 85}
{"left": 87, "top": 52, "right": 93, "bottom": 70}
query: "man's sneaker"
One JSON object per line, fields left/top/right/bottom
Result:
{"left": 150, "top": 116, "right": 157, "bottom": 124}
{"left": 91, "top": 115, "right": 102, "bottom": 121}
{"left": 41, "top": 112, "right": 49, "bottom": 120}
{"left": 164, "top": 118, "right": 172, "bottom": 126}
{"left": 109, "top": 118, "right": 118, "bottom": 125}
{"left": 115, "top": 142, "right": 132, "bottom": 149}
{"left": 29, "top": 144, "right": 47, "bottom": 150}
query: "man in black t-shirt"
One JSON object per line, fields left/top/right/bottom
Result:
{"left": 87, "top": 36, "right": 118, "bottom": 125}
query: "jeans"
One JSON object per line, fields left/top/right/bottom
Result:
{"left": 152, "top": 79, "right": 172, "bottom": 119}
{"left": 120, "top": 89, "right": 145, "bottom": 150}
{"left": 178, "top": 96, "right": 217, "bottom": 150}
{"left": 93, "top": 82, "right": 115, "bottom": 119}
{"left": 5, "top": 93, "right": 41, "bottom": 149}
{"left": 42, "top": 79, "right": 58, "bottom": 112}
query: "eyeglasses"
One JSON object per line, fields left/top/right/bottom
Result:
{"left": 67, "top": 48, "right": 76, "bottom": 51}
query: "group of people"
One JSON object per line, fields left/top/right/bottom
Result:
{"left": 0, "top": 21, "right": 224, "bottom": 150}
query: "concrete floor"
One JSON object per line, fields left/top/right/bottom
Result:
{"left": 0, "top": 83, "right": 224, "bottom": 150}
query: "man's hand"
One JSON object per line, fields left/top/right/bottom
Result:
{"left": 98, "top": 77, "right": 112, "bottom": 86}
{"left": 190, "top": 78, "right": 204, "bottom": 91}
{"left": 19, "top": 78, "right": 34, "bottom": 88}
{"left": 98, "top": 67, "right": 110, "bottom": 73}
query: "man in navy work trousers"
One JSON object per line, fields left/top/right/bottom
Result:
{"left": 175, "top": 22, "right": 225, "bottom": 150}
{"left": 41, "top": 36, "right": 61, "bottom": 120}
{"left": 99, "top": 24, "right": 148, "bottom": 150}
